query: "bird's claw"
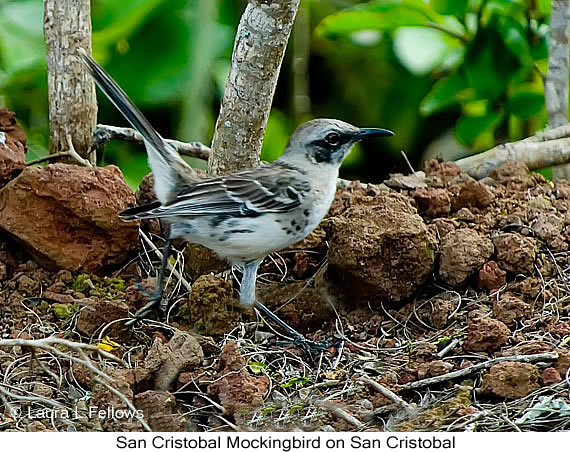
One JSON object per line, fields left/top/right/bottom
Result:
{"left": 276, "top": 334, "right": 329, "bottom": 354}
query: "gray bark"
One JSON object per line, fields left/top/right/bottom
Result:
{"left": 454, "top": 123, "right": 570, "bottom": 178}
{"left": 545, "top": 0, "right": 570, "bottom": 180}
{"left": 208, "top": 0, "right": 300, "bottom": 175}
{"left": 44, "top": 0, "right": 97, "bottom": 165}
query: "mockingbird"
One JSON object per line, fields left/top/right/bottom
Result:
{"left": 79, "top": 49, "right": 393, "bottom": 349}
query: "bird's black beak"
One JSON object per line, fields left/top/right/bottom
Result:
{"left": 355, "top": 128, "right": 394, "bottom": 141}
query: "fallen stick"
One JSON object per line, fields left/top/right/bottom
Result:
{"left": 400, "top": 351, "right": 559, "bottom": 391}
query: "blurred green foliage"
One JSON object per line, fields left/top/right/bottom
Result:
{"left": 0, "top": 0, "right": 555, "bottom": 188}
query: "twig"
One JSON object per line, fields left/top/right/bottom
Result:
{"left": 0, "top": 336, "right": 151, "bottom": 432}
{"left": 360, "top": 375, "right": 410, "bottom": 408}
{"left": 92, "top": 124, "right": 211, "bottom": 160}
{"left": 26, "top": 152, "right": 73, "bottom": 166}
{"left": 315, "top": 400, "right": 364, "bottom": 429}
{"left": 66, "top": 134, "right": 93, "bottom": 167}
{"left": 400, "top": 351, "right": 559, "bottom": 390}
{"left": 139, "top": 230, "right": 192, "bottom": 292}
{"left": 400, "top": 150, "right": 415, "bottom": 174}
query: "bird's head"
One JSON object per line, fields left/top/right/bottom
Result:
{"left": 280, "top": 118, "right": 393, "bottom": 168}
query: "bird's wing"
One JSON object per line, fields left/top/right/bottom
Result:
{"left": 121, "top": 167, "right": 312, "bottom": 220}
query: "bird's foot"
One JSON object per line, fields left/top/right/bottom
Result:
{"left": 290, "top": 334, "right": 329, "bottom": 354}
{"left": 124, "top": 285, "right": 166, "bottom": 326}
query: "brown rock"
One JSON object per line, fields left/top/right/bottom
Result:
{"left": 424, "top": 160, "right": 462, "bottom": 181}
{"left": 492, "top": 294, "right": 531, "bottom": 326}
{"left": 417, "top": 360, "right": 453, "bottom": 380}
{"left": 0, "top": 109, "right": 26, "bottom": 187}
{"left": 554, "top": 350, "right": 570, "bottom": 377}
{"left": 327, "top": 193, "right": 437, "bottom": 304}
{"left": 541, "top": 367, "right": 562, "bottom": 385}
{"left": 464, "top": 317, "right": 510, "bottom": 352}
{"left": 416, "top": 296, "right": 456, "bottom": 329}
{"left": 478, "top": 261, "right": 506, "bottom": 290}
{"left": 181, "top": 274, "right": 247, "bottom": 336}
{"left": 144, "top": 329, "right": 203, "bottom": 391}
{"left": 183, "top": 243, "right": 229, "bottom": 281}
{"left": 493, "top": 233, "right": 537, "bottom": 274}
{"left": 532, "top": 213, "right": 563, "bottom": 241}
{"left": 480, "top": 362, "right": 540, "bottom": 399}
{"left": 489, "top": 162, "right": 530, "bottom": 185}
{"left": 439, "top": 229, "right": 494, "bottom": 287}
{"left": 76, "top": 299, "right": 130, "bottom": 340}
{"left": 431, "top": 218, "right": 459, "bottom": 239}
{"left": 0, "top": 163, "right": 139, "bottom": 272}
{"left": 449, "top": 175, "right": 494, "bottom": 210}
{"left": 135, "top": 390, "right": 186, "bottom": 432}
{"left": 208, "top": 341, "right": 270, "bottom": 416}
{"left": 413, "top": 188, "right": 451, "bottom": 217}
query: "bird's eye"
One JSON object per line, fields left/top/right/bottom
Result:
{"left": 325, "top": 132, "right": 341, "bottom": 146}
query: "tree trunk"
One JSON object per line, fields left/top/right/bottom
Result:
{"left": 546, "top": 0, "right": 570, "bottom": 180}
{"left": 44, "top": 0, "right": 97, "bottom": 165}
{"left": 208, "top": 0, "right": 300, "bottom": 175}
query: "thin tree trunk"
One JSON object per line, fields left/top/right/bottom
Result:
{"left": 546, "top": 0, "right": 570, "bottom": 180}
{"left": 44, "top": 0, "right": 97, "bottom": 165}
{"left": 208, "top": 0, "right": 300, "bottom": 175}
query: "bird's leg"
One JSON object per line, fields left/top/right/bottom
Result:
{"left": 126, "top": 237, "right": 173, "bottom": 325}
{"left": 254, "top": 301, "right": 329, "bottom": 353}
{"left": 241, "top": 261, "right": 328, "bottom": 353}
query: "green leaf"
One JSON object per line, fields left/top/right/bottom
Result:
{"left": 420, "top": 71, "right": 467, "bottom": 115}
{"left": 315, "top": 0, "right": 442, "bottom": 37}
{"left": 456, "top": 111, "right": 504, "bottom": 145}
{"left": 495, "top": 16, "right": 531, "bottom": 64}
{"left": 248, "top": 362, "right": 268, "bottom": 374}
{"left": 430, "top": 0, "right": 468, "bottom": 16}
{"left": 463, "top": 26, "right": 521, "bottom": 100}
{"left": 505, "top": 91, "right": 544, "bottom": 119}
{"left": 393, "top": 27, "right": 453, "bottom": 76}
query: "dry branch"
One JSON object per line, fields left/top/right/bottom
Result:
{"left": 400, "top": 351, "right": 559, "bottom": 391}
{"left": 92, "top": 125, "right": 211, "bottom": 160}
{"left": 44, "top": 0, "right": 97, "bottom": 164}
{"left": 208, "top": 0, "right": 300, "bottom": 174}
{"left": 455, "top": 123, "right": 570, "bottom": 179}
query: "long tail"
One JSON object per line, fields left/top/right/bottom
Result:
{"left": 78, "top": 48, "right": 195, "bottom": 203}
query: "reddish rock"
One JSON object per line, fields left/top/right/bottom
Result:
{"left": 424, "top": 160, "right": 462, "bottom": 181}
{"left": 0, "top": 163, "right": 139, "bottom": 272}
{"left": 76, "top": 299, "right": 130, "bottom": 340}
{"left": 492, "top": 294, "right": 531, "bottom": 326}
{"left": 327, "top": 193, "right": 437, "bottom": 304}
{"left": 417, "top": 296, "right": 456, "bottom": 329}
{"left": 181, "top": 274, "right": 247, "bottom": 336}
{"left": 135, "top": 390, "right": 186, "bottom": 432}
{"left": 480, "top": 362, "right": 540, "bottom": 399}
{"left": 541, "top": 367, "right": 562, "bottom": 385}
{"left": 449, "top": 175, "right": 494, "bottom": 210}
{"left": 478, "top": 261, "right": 506, "bottom": 290}
{"left": 439, "top": 229, "right": 494, "bottom": 287}
{"left": 413, "top": 188, "right": 451, "bottom": 217}
{"left": 431, "top": 218, "right": 459, "bottom": 239}
{"left": 464, "top": 317, "right": 510, "bottom": 352}
{"left": 554, "top": 350, "right": 570, "bottom": 377}
{"left": 489, "top": 162, "right": 530, "bottom": 185}
{"left": 144, "top": 330, "right": 203, "bottom": 391}
{"left": 0, "top": 109, "right": 26, "bottom": 187}
{"left": 208, "top": 341, "right": 270, "bottom": 416}
{"left": 532, "top": 213, "right": 563, "bottom": 241}
{"left": 417, "top": 360, "right": 453, "bottom": 380}
{"left": 493, "top": 233, "right": 537, "bottom": 274}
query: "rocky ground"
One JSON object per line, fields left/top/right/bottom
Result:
{"left": 1, "top": 108, "right": 570, "bottom": 432}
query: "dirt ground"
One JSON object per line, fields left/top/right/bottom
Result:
{"left": 1, "top": 147, "right": 570, "bottom": 431}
